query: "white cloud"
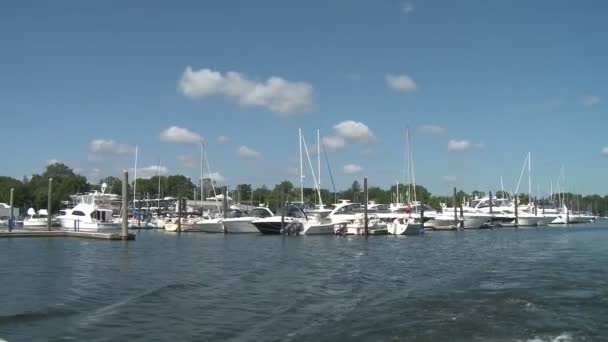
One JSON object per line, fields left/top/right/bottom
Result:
{"left": 207, "top": 172, "right": 225, "bottom": 183}
{"left": 418, "top": 125, "right": 446, "bottom": 135}
{"left": 322, "top": 120, "right": 375, "bottom": 152}
{"left": 133, "top": 165, "right": 169, "bottom": 179}
{"left": 582, "top": 95, "right": 600, "bottom": 107}
{"left": 73, "top": 167, "right": 83, "bottom": 174}
{"left": 601, "top": 147, "right": 608, "bottom": 156}
{"left": 447, "top": 139, "right": 482, "bottom": 152}
{"left": 401, "top": 1, "right": 415, "bottom": 14}
{"left": 386, "top": 74, "right": 417, "bottom": 92}
{"left": 334, "top": 120, "right": 375, "bottom": 142}
{"left": 442, "top": 175, "right": 457, "bottom": 182}
{"left": 343, "top": 164, "right": 363, "bottom": 174}
{"left": 447, "top": 140, "right": 471, "bottom": 152}
{"left": 322, "top": 135, "right": 347, "bottom": 152}
{"left": 160, "top": 126, "right": 203, "bottom": 144}
{"left": 237, "top": 145, "right": 259, "bottom": 158}
{"left": 178, "top": 66, "right": 314, "bottom": 115}
{"left": 90, "top": 139, "right": 134, "bottom": 154}
{"left": 46, "top": 159, "right": 61, "bottom": 165}
{"left": 177, "top": 155, "right": 197, "bottom": 168}
{"left": 217, "top": 135, "right": 230, "bottom": 144}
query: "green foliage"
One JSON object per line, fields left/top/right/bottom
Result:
{"left": 0, "top": 176, "right": 28, "bottom": 209}
{"left": 28, "top": 163, "right": 89, "bottom": 213}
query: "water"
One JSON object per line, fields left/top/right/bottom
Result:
{"left": 2, "top": 224, "right": 608, "bottom": 341}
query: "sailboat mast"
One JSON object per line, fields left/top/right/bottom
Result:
{"left": 299, "top": 128, "right": 303, "bottom": 204}
{"left": 528, "top": 152, "right": 532, "bottom": 203}
{"left": 134, "top": 145, "right": 138, "bottom": 204}
{"left": 157, "top": 159, "right": 161, "bottom": 211}
{"left": 409, "top": 127, "right": 417, "bottom": 203}
{"left": 405, "top": 128, "right": 411, "bottom": 203}
{"left": 200, "top": 142, "right": 204, "bottom": 211}
{"left": 317, "top": 129, "right": 321, "bottom": 198}
{"left": 500, "top": 176, "right": 504, "bottom": 198}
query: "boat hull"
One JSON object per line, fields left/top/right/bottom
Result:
{"left": 193, "top": 221, "right": 224, "bottom": 233}
{"left": 59, "top": 218, "right": 120, "bottom": 232}
{"left": 222, "top": 219, "right": 259, "bottom": 234}
{"left": 253, "top": 219, "right": 303, "bottom": 235}
{"left": 387, "top": 222, "right": 422, "bottom": 235}
{"left": 302, "top": 222, "right": 336, "bottom": 235}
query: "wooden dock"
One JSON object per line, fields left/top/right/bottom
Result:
{"left": 0, "top": 230, "right": 135, "bottom": 240}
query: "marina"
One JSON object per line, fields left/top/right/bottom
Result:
{"left": 2, "top": 224, "right": 608, "bottom": 341}
{"left": 3, "top": 1, "right": 608, "bottom": 340}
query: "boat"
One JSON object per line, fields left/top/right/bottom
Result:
{"left": 23, "top": 208, "right": 59, "bottom": 228}
{"left": 222, "top": 207, "right": 273, "bottom": 234}
{"left": 251, "top": 206, "right": 305, "bottom": 235}
{"left": 192, "top": 214, "right": 225, "bottom": 233}
{"left": 387, "top": 217, "right": 422, "bottom": 235}
{"left": 250, "top": 205, "right": 337, "bottom": 235}
{"left": 57, "top": 188, "right": 120, "bottom": 232}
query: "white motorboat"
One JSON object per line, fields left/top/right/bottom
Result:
{"left": 387, "top": 217, "right": 422, "bottom": 235}
{"left": 222, "top": 207, "right": 272, "bottom": 234}
{"left": 58, "top": 190, "right": 120, "bottom": 232}
{"left": 192, "top": 216, "right": 224, "bottom": 233}
{"left": 23, "top": 208, "right": 59, "bottom": 228}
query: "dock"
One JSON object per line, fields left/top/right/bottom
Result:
{"left": 0, "top": 230, "right": 136, "bottom": 240}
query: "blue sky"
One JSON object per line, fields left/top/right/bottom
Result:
{"left": 1, "top": 0, "right": 607, "bottom": 196}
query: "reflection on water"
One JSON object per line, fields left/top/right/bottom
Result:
{"left": 2, "top": 224, "right": 608, "bottom": 341}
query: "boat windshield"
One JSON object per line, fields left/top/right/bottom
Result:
{"left": 227, "top": 210, "right": 246, "bottom": 218}
{"left": 250, "top": 208, "right": 272, "bottom": 218}
{"left": 334, "top": 203, "right": 361, "bottom": 214}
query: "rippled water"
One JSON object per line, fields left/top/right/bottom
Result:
{"left": 2, "top": 223, "right": 608, "bottom": 341}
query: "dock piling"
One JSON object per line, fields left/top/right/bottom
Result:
{"left": 453, "top": 187, "right": 457, "bottom": 228}
{"left": 514, "top": 195, "right": 519, "bottom": 227}
{"left": 364, "top": 177, "right": 368, "bottom": 236}
{"left": 121, "top": 170, "right": 128, "bottom": 239}
{"left": 177, "top": 195, "right": 182, "bottom": 233}
{"left": 47, "top": 178, "right": 52, "bottom": 231}
{"left": 280, "top": 194, "right": 285, "bottom": 232}
{"left": 420, "top": 206, "right": 424, "bottom": 230}
{"left": 459, "top": 204, "right": 464, "bottom": 229}
{"left": 9, "top": 188, "right": 14, "bottom": 232}
{"left": 222, "top": 186, "right": 228, "bottom": 219}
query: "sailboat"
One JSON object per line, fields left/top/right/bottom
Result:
{"left": 387, "top": 127, "right": 422, "bottom": 235}
{"left": 191, "top": 142, "right": 225, "bottom": 233}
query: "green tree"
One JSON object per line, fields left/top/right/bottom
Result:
{"left": 0, "top": 176, "right": 28, "bottom": 211}
{"left": 27, "top": 163, "right": 89, "bottom": 213}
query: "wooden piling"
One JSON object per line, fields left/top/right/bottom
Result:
{"left": 280, "top": 194, "right": 285, "bottom": 231}
{"left": 459, "top": 204, "right": 464, "bottom": 229}
{"left": 363, "top": 177, "right": 369, "bottom": 236}
{"left": 514, "top": 195, "right": 519, "bottom": 227}
{"left": 177, "top": 195, "right": 182, "bottom": 233}
{"left": 9, "top": 188, "right": 14, "bottom": 232}
{"left": 489, "top": 191, "right": 493, "bottom": 216}
{"left": 453, "top": 187, "right": 457, "bottom": 228}
{"left": 137, "top": 192, "right": 141, "bottom": 228}
{"left": 121, "top": 170, "right": 128, "bottom": 239}
{"left": 420, "top": 206, "right": 425, "bottom": 230}
{"left": 222, "top": 186, "right": 228, "bottom": 219}
{"left": 47, "top": 178, "right": 53, "bottom": 231}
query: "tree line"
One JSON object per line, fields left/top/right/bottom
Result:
{"left": 1, "top": 163, "right": 607, "bottom": 215}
